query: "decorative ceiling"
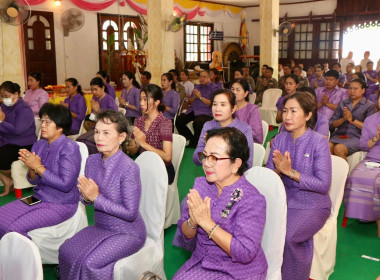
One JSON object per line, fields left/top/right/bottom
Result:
{"left": 198, "top": 0, "right": 328, "bottom": 8}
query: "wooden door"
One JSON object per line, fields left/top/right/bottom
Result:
{"left": 23, "top": 11, "right": 57, "bottom": 86}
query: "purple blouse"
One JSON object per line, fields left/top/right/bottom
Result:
{"left": 105, "top": 83, "right": 116, "bottom": 99}
{"left": 162, "top": 89, "right": 180, "bottom": 120}
{"left": 214, "top": 81, "right": 224, "bottom": 89}
{"left": 310, "top": 77, "right": 325, "bottom": 89}
{"left": 0, "top": 99, "right": 36, "bottom": 147}
{"left": 267, "top": 129, "right": 332, "bottom": 210}
{"left": 279, "top": 112, "right": 329, "bottom": 137}
{"left": 28, "top": 135, "right": 81, "bottom": 205}
{"left": 360, "top": 112, "right": 380, "bottom": 160}
{"left": 276, "top": 96, "right": 286, "bottom": 111}
{"left": 121, "top": 86, "right": 141, "bottom": 118}
{"left": 363, "top": 70, "right": 378, "bottom": 86}
{"left": 186, "top": 82, "right": 219, "bottom": 117}
{"left": 23, "top": 88, "right": 49, "bottom": 117}
{"left": 338, "top": 73, "right": 346, "bottom": 85}
{"left": 193, "top": 119, "right": 253, "bottom": 168}
{"left": 316, "top": 86, "right": 349, "bottom": 120}
{"left": 344, "top": 73, "right": 353, "bottom": 89}
{"left": 235, "top": 103, "right": 264, "bottom": 144}
{"left": 64, "top": 94, "right": 87, "bottom": 134}
{"left": 175, "top": 176, "right": 268, "bottom": 279}
{"left": 93, "top": 94, "right": 118, "bottom": 112}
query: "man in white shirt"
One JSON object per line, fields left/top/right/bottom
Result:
{"left": 340, "top": 51, "right": 354, "bottom": 74}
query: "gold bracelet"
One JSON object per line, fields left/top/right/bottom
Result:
{"left": 34, "top": 165, "right": 44, "bottom": 173}
{"left": 208, "top": 224, "right": 220, "bottom": 239}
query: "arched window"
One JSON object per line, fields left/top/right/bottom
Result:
{"left": 123, "top": 21, "right": 138, "bottom": 50}
{"left": 102, "top": 20, "right": 119, "bottom": 51}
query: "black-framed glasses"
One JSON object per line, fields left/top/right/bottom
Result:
{"left": 197, "top": 152, "right": 231, "bottom": 166}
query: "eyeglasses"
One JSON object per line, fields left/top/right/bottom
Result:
{"left": 197, "top": 152, "right": 231, "bottom": 166}
{"left": 38, "top": 119, "right": 53, "bottom": 126}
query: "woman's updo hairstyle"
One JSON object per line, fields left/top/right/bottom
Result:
{"left": 232, "top": 79, "right": 250, "bottom": 101}
{"left": 65, "top": 78, "right": 83, "bottom": 95}
{"left": 0, "top": 81, "right": 21, "bottom": 96}
{"left": 205, "top": 127, "right": 249, "bottom": 176}
{"left": 29, "top": 72, "right": 43, "bottom": 88}
{"left": 282, "top": 91, "right": 317, "bottom": 129}
{"left": 90, "top": 77, "right": 108, "bottom": 93}
{"left": 141, "top": 84, "right": 166, "bottom": 113}
{"left": 285, "top": 74, "right": 299, "bottom": 85}
{"left": 162, "top": 72, "right": 176, "bottom": 91}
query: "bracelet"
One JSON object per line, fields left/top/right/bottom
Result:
{"left": 289, "top": 169, "right": 297, "bottom": 180}
{"left": 199, "top": 96, "right": 202, "bottom": 101}
{"left": 372, "top": 136, "right": 379, "bottom": 143}
{"left": 187, "top": 218, "right": 197, "bottom": 230}
{"left": 208, "top": 224, "right": 220, "bottom": 239}
{"left": 34, "top": 165, "right": 44, "bottom": 173}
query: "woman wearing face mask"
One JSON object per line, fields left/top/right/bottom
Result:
{"left": 193, "top": 89, "right": 253, "bottom": 168}
{"left": 118, "top": 71, "right": 141, "bottom": 125}
{"left": 23, "top": 72, "right": 49, "bottom": 117}
{"left": 128, "top": 84, "right": 175, "bottom": 184}
{"left": 0, "top": 81, "right": 37, "bottom": 196}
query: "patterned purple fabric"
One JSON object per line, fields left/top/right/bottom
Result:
{"left": 276, "top": 96, "right": 286, "bottom": 111}
{"left": 23, "top": 88, "right": 49, "bottom": 116}
{"left": 93, "top": 94, "right": 118, "bottom": 112}
{"left": 363, "top": 70, "right": 378, "bottom": 86}
{"left": 59, "top": 150, "right": 146, "bottom": 280}
{"left": 172, "top": 176, "right": 267, "bottom": 279}
{"left": 214, "top": 81, "right": 224, "bottom": 89}
{"left": 279, "top": 112, "right": 329, "bottom": 138}
{"left": 186, "top": 82, "right": 219, "bottom": 117}
{"left": 162, "top": 89, "right": 180, "bottom": 120}
{"left": 193, "top": 119, "right": 254, "bottom": 168}
{"left": 0, "top": 99, "right": 36, "bottom": 146}
{"left": 338, "top": 73, "right": 346, "bottom": 85}
{"left": 121, "top": 86, "right": 141, "bottom": 118}
{"left": 235, "top": 103, "right": 263, "bottom": 144}
{"left": 329, "top": 97, "right": 376, "bottom": 155}
{"left": 310, "top": 77, "right": 325, "bottom": 89}
{"left": 344, "top": 73, "right": 353, "bottom": 89}
{"left": 316, "top": 86, "right": 349, "bottom": 120}
{"left": 64, "top": 94, "right": 87, "bottom": 134}
{"left": 360, "top": 112, "right": 380, "bottom": 159}
{"left": 105, "top": 83, "right": 116, "bottom": 99}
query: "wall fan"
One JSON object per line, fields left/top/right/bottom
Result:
{"left": 0, "top": 0, "right": 31, "bottom": 26}
{"left": 167, "top": 13, "right": 187, "bottom": 32}
{"left": 273, "top": 21, "right": 293, "bottom": 37}
{"left": 61, "top": 8, "right": 85, "bottom": 37}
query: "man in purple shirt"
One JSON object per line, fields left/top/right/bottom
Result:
{"left": 310, "top": 66, "right": 325, "bottom": 89}
{"left": 316, "top": 70, "right": 348, "bottom": 120}
{"left": 332, "top": 63, "right": 346, "bottom": 88}
{"left": 175, "top": 70, "right": 219, "bottom": 147}
{"left": 344, "top": 63, "right": 354, "bottom": 89}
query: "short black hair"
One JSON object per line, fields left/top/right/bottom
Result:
{"left": 267, "top": 67, "right": 274, "bottom": 73}
{"left": 39, "top": 103, "right": 72, "bottom": 135}
{"left": 324, "top": 70, "right": 339, "bottom": 79}
{"left": 28, "top": 72, "right": 43, "bottom": 88}
{"left": 332, "top": 62, "right": 341, "bottom": 68}
{"left": 96, "top": 70, "right": 110, "bottom": 83}
{"left": 0, "top": 81, "right": 21, "bottom": 96}
{"left": 141, "top": 71, "right": 152, "bottom": 80}
{"left": 350, "top": 78, "right": 367, "bottom": 89}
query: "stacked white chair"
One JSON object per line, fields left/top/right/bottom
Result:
{"left": 249, "top": 92, "right": 257, "bottom": 105}
{"left": 34, "top": 117, "right": 41, "bottom": 140}
{"left": 0, "top": 232, "right": 43, "bottom": 280}
{"left": 259, "top": 88, "right": 282, "bottom": 127}
{"left": 67, "top": 120, "right": 86, "bottom": 141}
{"left": 253, "top": 143, "right": 266, "bottom": 167}
{"left": 165, "top": 134, "right": 186, "bottom": 229}
{"left": 262, "top": 120, "right": 269, "bottom": 144}
{"left": 347, "top": 151, "right": 367, "bottom": 175}
{"left": 245, "top": 166, "right": 287, "bottom": 280}
{"left": 114, "top": 151, "right": 168, "bottom": 280}
{"left": 310, "top": 156, "right": 349, "bottom": 280}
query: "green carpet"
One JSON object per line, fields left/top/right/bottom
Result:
{"left": 1, "top": 128, "right": 379, "bottom": 279}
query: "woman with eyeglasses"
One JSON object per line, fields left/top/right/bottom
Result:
{"left": 0, "top": 103, "right": 81, "bottom": 238}
{"left": 173, "top": 127, "right": 267, "bottom": 279}
{"left": 0, "top": 81, "right": 37, "bottom": 196}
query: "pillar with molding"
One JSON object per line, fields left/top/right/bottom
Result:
{"left": 259, "top": 0, "right": 279, "bottom": 78}
{"left": 146, "top": 0, "right": 174, "bottom": 85}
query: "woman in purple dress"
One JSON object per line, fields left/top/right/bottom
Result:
{"left": 118, "top": 71, "right": 141, "bottom": 124}
{"left": 23, "top": 72, "right": 49, "bottom": 117}
{"left": 329, "top": 78, "right": 376, "bottom": 161}
{"left": 210, "top": 68, "right": 224, "bottom": 89}
{"left": 0, "top": 81, "right": 37, "bottom": 196}
{"left": 276, "top": 75, "right": 299, "bottom": 124}
{"left": 0, "top": 103, "right": 80, "bottom": 238}
{"left": 61, "top": 78, "right": 87, "bottom": 135}
{"left": 96, "top": 70, "right": 116, "bottom": 99}
{"left": 193, "top": 89, "right": 254, "bottom": 168}
{"left": 161, "top": 72, "right": 180, "bottom": 121}
{"left": 344, "top": 97, "right": 380, "bottom": 237}
{"left": 128, "top": 84, "right": 175, "bottom": 184}
{"left": 173, "top": 127, "right": 267, "bottom": 279}
{"left": 232, "top": 79, "right": 263, "bottom": 144}
{"left": 59, "top": 110, "right": 146, "bottom": 280}
{"left": 266, "top": 92, "right": 332, "bottom": 280}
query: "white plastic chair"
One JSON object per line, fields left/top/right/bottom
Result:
{"left": 253, "top": 143, "right": 265, "bottom": 167}
{"left": 165, "top": 134, "right": 186, "bottom": 229}
{"left": 249, "top": 92, "right": 257, "bottom": 105}
{"left": 310, "top": 156, "right": 349, "bottom": 280}
{"left": 67, "top": 120, "right": 86, "bottom": 141}
{"left": 245, "top": 166, "right": 287, "bottom": 280}
{"left": 34, "top": 117, "right": 41, "bottom": 140}
{"left": 262, "top": 120, "right": 269, "bottom": 144}
{"left": 0, "top": 232, "right": 43, "bottom": 280}
{"left": 347, "top": 151, "right": 367, "bottom": 175}
{"left": 114, "top": 151, "right": 168, "bottom": 280}
{"left": 259, "top": 89, "right": 282, "bottom": 127}
{"left": 27, "top": 142, "right": 89, "bottom": 264}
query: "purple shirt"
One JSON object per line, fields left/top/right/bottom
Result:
{"left": 267, "top": 129, "right": 332, "bottom": 210}
{"left": 162, "top": 89, "right": 180, "bottom": 120}
{"left": 193, "top": 119, "right": 253, "bottom": 168}
{"left": 310, "top": 76, "right": 325, "bottom": 89}
{"left": 0, "top": 99, "right": 37, "bottom": 146}
{"left": 276, "top": 96, "right": 286, "bottom": 111}
{"left": 360, "top": 112, "right": 380, "bottom": 160}
{"left": 23, "top": 88, "right": 49, "bottom": 117}
{"left": 175, "top": 176, "right": 268, "bottom": 279}
{"left": 64, "top": 94, "right": 87, "bottom": 134}
{"left": 105, "top": 83, "right": 116, "bottom": 99}
{"left": 28, "top": 135, "right": 81, "bottom": 205}
{"left": 235, "top": 103, "right": 264, "bottom": 144}
{"left": 338, "top": 73, "right": 346, "bottom": 85}
{"left": 186, "top": 82, "right": 219, "bottom": 117}
{"left": 344, "top": 73, "right": 353, "bottom": 89}
{"left": 363, "top": 70, "right": 378, "bottom": 86}
{"left": 121, "top": 86, "right": 141, "bottom": 118}
{"left": 93, "top": 94, "right": 118, "bottom": 112}
{"left": 316, "top": 86, "right": 349, "bottom": 120}
{"left": 279, "top": 112, "right": 329, "bottom": 138}
{"left": 214, "top": 81, "right": 224, "bottom": 89}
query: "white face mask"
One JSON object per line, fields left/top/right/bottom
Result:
{"left": 2, "top": 97, "right": 14, "bottom": 107}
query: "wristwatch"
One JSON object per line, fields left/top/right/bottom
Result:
{"left": 349, "top": 117, "right": 355, "bottom": 124}
{"left": 372, "top": 137, "right": 379, "bottom": 143}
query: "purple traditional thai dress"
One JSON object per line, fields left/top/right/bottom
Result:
{"left": 0, "top": 135, "right": 81, "bottom": 238}
{"left": 121, "top": 86, "right": 141, "bottom": 118}
{"left": 329, "top": 97, "right": 376, "bottom": 155}
{"left": 23, "top": 88, "right": 49, "bottom": 117}
{"left": 316, "top": 86, "right": 349, "bottom": 120}
{"left": 279, "top": 112, "right": 329, "bottom": 138}
{"left": 93, "top": 94, "right": 118, "bottom": 112}
{"left": 162, "top": 89, "right": 180, "bottom": 120}
{"left": 214, "top": 81, "right": 224, "bottom": 89}
{"left": 267, "top": 129, "right": 332, "bottom": 280}
{"left": 344, "top": 73, "right": 353, "bottom": 89}
{"left": 64, "top": 94, "right": 87, "bottom": 135}
{"left": 363, "top": 70, "right": 379, "bottom": 102}
{"left": 193, "top": 119, "right": 254, "bottom": 168}
{"left": 338, "top": 73, "right": 346, "bottom": 85}
{"left": 344, "top": 112, "right": 380, "bottom": 221}
{"left": 105, "top": 83, "right": 116, "bottom": 99}
{"left": 59, "top": 150, "right": 146, "bottom": 280}
{"left": 310, "top": 76, "right": 325, "bottom": 89}
{"left": 172, "top": 176, "right": 268, "bottom": 280}
{"left": 235, "top": 103, "right": 264, "bottom": 144}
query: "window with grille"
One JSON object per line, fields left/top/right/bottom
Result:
{"left": 185, "top": 22, "right": 213, "bottom": 63}
{"left": 279, "top": 35, "right": 288, "bottom": 59}
{"left": 294, "top": 23, "right": 313, "bottom": 59}
{"left": 319, "top": 22, "right": 340, "bottom": 59}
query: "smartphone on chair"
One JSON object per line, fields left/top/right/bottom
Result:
{"left": 21, "top": 195, "right": 41, "bottom": 206}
